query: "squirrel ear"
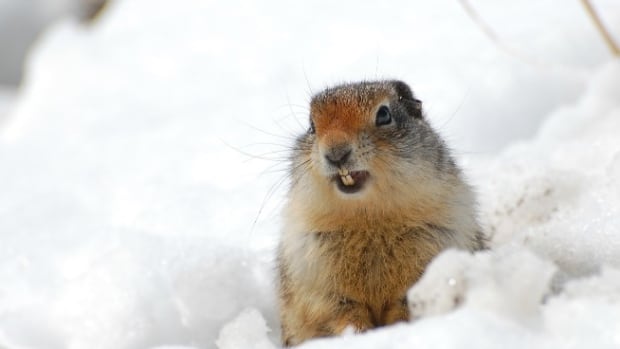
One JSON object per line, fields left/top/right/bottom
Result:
{"left": 413, "top": 98, "right": 422, "bottom": 110}
{"left": 391, "top": 80, "right": 423, "bottom": 119}
{"left": 391, "top": 80, "right": 415, "bottom": 101}
{"left": 405, "top": 99, "right": 424, "bottom": 119}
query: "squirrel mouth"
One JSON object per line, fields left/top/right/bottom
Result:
{"left": 334, "top": 168, "right": 370, "bottom": 194}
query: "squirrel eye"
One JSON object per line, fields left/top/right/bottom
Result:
{"left": 375, "top": 105, "right": 392, "bottom": 126}
{"left": 309, "top": 119, "right": 316, "bottom": 134}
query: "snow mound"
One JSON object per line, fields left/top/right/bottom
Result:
{"left": 216, "top": 308, "right": 277, "bottom": 349}
{"left": 408, "top": 247, "right": 556, "bottom": 324}
{"left": 475, "top": 61, "right": 620, "bottom": 281}
{"left": 0, "top": 233, "right": 277, "bottom": 349}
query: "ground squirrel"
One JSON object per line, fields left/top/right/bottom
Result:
{"left": 277, "top": 80, "right": 485, "bottom": 346}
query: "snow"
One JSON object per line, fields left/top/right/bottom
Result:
{"left": 0, "top": 0, "right": 619, "bottom": 348}
{"left": 216, "top": 308, "right": 277, "bottom": 349}
{"left": 0, "top": 85, "right": 15, "bottom": 125}
{"left": 408, "top": 248, "right": 557, "bottom": 324}
{"left": 0, "top": 0, "right": 82, "bottom": 84}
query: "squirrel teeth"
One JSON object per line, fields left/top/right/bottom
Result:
{"left": 345, "top": 175, "right": 355, "bottom": 186}
{"left": 341, "top": 174, "right": 355, "bottom": 186}
{"left": 337, "top": 167, "right": 355, "bottom": 186}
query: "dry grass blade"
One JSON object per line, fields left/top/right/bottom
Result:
{"left": 580, "top": 0, "right": 620, "bottom": 57}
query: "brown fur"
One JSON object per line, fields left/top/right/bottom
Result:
{"left": 277, "top": 80, "right": 484, "bottom": 346}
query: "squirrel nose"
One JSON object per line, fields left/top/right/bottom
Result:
{"left": 324, "top": 145, "right": 352, "bottom": 167}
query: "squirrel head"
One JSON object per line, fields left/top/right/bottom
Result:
{"left": 290, "top": 80, "right": 453, "bottom": 208}
{"left": 286, "top": 80, "right": 473, "bottom": 235}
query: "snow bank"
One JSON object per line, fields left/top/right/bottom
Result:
{"left": 0, "top": 0, "right": 619, "bottom": 348}
{"left": 0, "top": 232, "right": 277, "bottom": 349}
{"left": 474, "top": 61, "right": 620, "bottom": 278}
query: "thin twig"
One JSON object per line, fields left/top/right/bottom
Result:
{"left": 580, "top": 0, "right": 620, "bottom": 57}
{"left": 457, "top": 0, "right": 594, "bottom": 79}
{"left": 458, "top": 0, "right": 547, "bottom": 69}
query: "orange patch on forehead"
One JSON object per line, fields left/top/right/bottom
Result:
{"left": 311, "top": 101, "right": 367, "bottom": 135}
{"left": 310, "top": 87, "right": 391, "bottom": 136}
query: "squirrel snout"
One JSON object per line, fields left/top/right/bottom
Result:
{"left": 324, "top": 144, "right": 352, "bottom": 167}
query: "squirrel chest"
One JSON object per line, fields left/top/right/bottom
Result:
{"left": 314, "top": 228, "right": 430, "bottom": 298}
